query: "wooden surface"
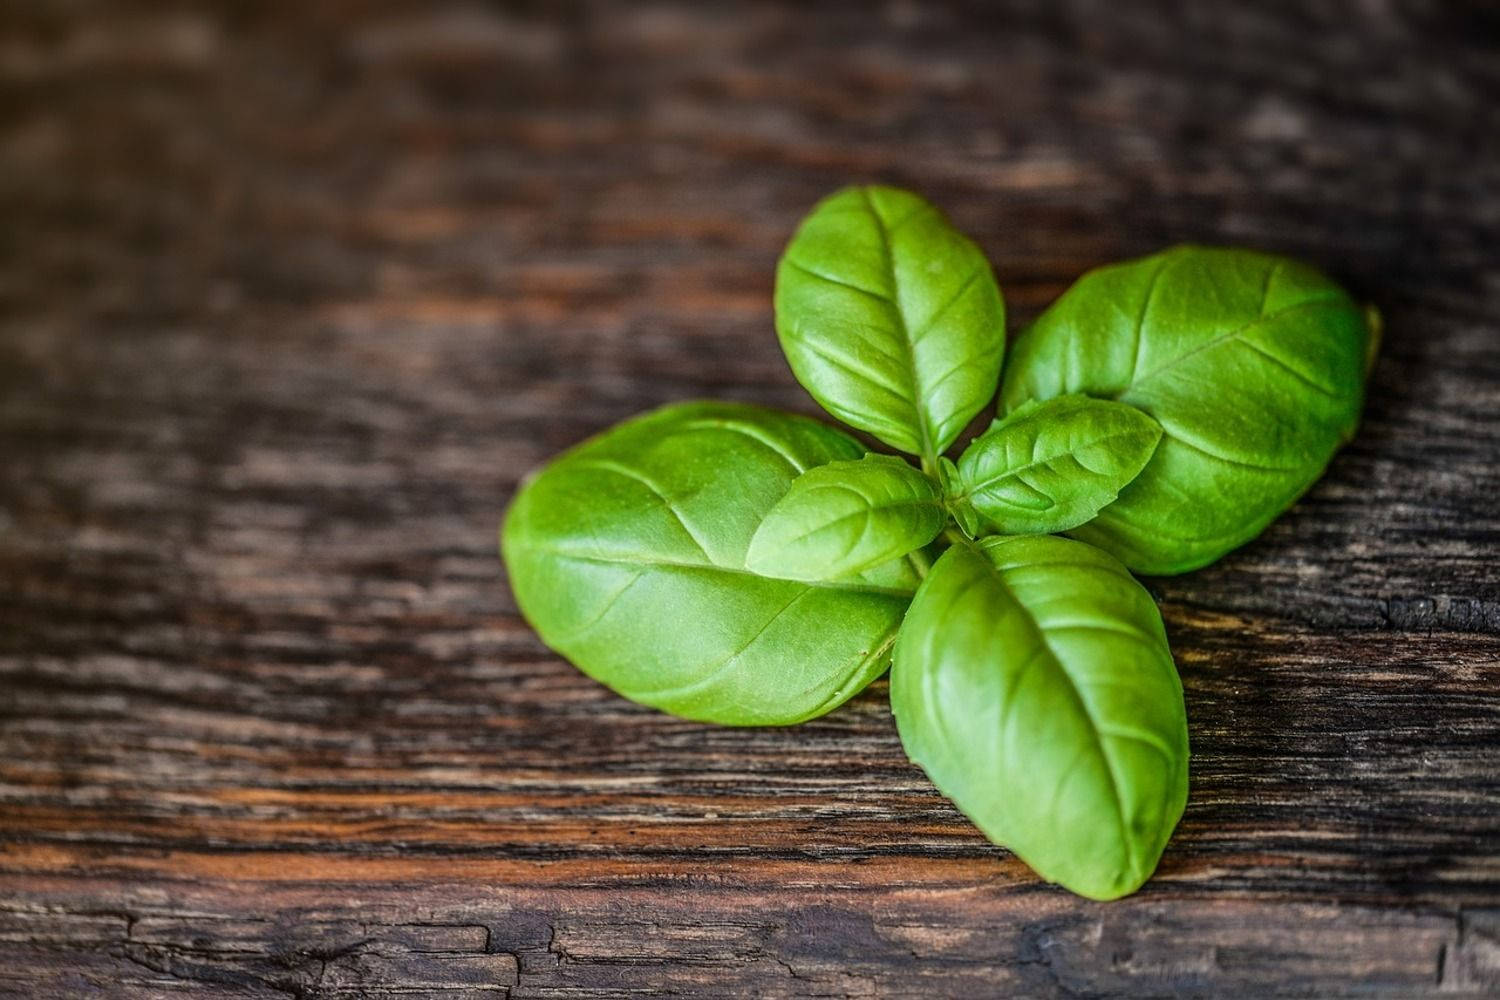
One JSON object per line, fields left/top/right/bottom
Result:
{"left": 3, "top": 2, "right": 1499, "bottom": 996}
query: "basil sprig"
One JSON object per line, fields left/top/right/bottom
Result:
{"left": 502, "top": 186, "right": 1376, "bottom": 899}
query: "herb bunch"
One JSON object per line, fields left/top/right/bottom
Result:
{"left": 502, "top": 185, "right": 1377, "bottom": 899}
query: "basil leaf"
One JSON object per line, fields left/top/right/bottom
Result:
{"left": 747, "top": 454, "right": 946, "bottom": 582}
{"left": 1001, "top": 245, "right": 1374, "bottom": 574}
{"left": 890, "top": 534, "right": 1189, "bottom": 901}
{"left": 775, "top": 185, "right": 1006, "bottom": 464}
{"left": 501, "top": 402, "right": 916, "bottom": 726}
{"left": 935, "top": 456, "right": 983, "bottom": 538}
{"left": 951, "top": 395, "right": 1162, "bottom": 536}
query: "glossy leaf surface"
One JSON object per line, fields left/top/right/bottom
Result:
{"left": 1000, "top": 245, "right": 1373, "bottom": 574}
{"left": 747, "top": 454, "right": 946, "bottom": 582}
{"left": 501, "top": 402, "right": 917, "bottom": 726}
{"left": 775, "top": 185, "right": 1006, "bottom": 461}
{"left": 952, "top": 395, "right": 1162, "bottom": 536}
{"left": 891, "top": 534, "right": 1189, "bottom": 900}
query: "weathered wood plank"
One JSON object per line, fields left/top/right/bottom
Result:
{"left": 0, "top": 874, "right": 1485, "bottom": 998}
{"left": 2, "top": 0, "right": 1498, "bottom": 995}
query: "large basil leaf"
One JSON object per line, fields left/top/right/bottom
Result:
{"left": 1000, "top": 245, "right": 1373, "bottom": 574}
{"left": 775, "top": 185, "right": 1006, "bottom": 464}
{"left": 951, "top": 395, "right": 1162, "bottom": 536}
{"left": 890, "top": 534, "right": 1189, "bottom": 901}
{"left": 501, "top": 402, "right": 917, "bottom": 726}
{"left": 747, "top": 454, "right": 946, "bottom": 582}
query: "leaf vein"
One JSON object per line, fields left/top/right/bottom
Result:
{"left": 910, "top": 266, "right": 983, "bottom": 346}
{"left": 1122, "top": 294, "right": 1346, "bottom": 396}
{"left": 783, "top": 256, "right": 891, "bottom": 307}
{"left": 787, "top": 325, "right": 915, "bottom": 407}
{"left": 573, "top": 459, "right": 715, "bottom": 561}
{"left": 680, "top": 419, "right": 809, "bottom": 475}
{"left": 634, "top": 588, "right": 814, "bottom": 702}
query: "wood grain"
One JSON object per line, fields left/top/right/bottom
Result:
{"left": 2, "top": 1, "right": 1499, "bottom": 996}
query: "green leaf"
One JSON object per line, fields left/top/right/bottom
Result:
{"left": 1001, "top": 245, "right": 1375, "bottom": 574}
{"left": 952, "top": 395, "right": 1162, "bottom": 536}
{"left": 890, "top": 535, "right": 1189, "bottom": 901}
{"left": 501, "top": 402, "right": 917, "bottom": 726}
{"left": 747, "top": 454, "right": 946, "bottom": 582}
{"left": 775, "top": 185, "right": 1006, "bottom": 463}
{"left": 936, "top": 457, "right": 983, "bottom": 538}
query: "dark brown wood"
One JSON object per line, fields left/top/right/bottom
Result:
{"left": 3, "top": 1, "right": 1499, "bottom": 996}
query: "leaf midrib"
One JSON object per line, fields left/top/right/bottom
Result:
{"left": 966, "top": 542, "right": 1140, "bottom": 881}
{"left": 862, "top": 186, "right": 937, "bottom": 466}
{"left": 956, "top": 428, "right": 1153, "bottom": 505}
{"left": 509, "top": 541, "right": 918, "bottom": 598}
{"left": 781, "top": 485, "right": 940, "bottom": 545}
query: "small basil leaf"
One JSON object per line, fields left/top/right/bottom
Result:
{"left": 937, "top": 457, "right": 984, "bottom": 539}
{"left": 502, "top": 402, "right": 916, "bottom": 726}
{"left": 775, "top": 185, "right": 1006, "bottom": 461}
{"left": 746, "top": 454, "right": 946, "bottom": 582}
{"left": 1001, "top": 245, "right": 1374, "bottom": 574}
{"left": 953, "top": 395, "right": 1162, "bottom": 535}
{"left": 891, "top": 534, "right": 1189, "bottom": 901}
{"left": 935, "top": 456, "right": 963, "bottom": 496}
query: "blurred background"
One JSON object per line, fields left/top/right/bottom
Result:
{"left": 3, "top": 2, "right": 1500, "bottom": 996}
{"left": 6, "top": 2, "right": 1495, "bottom": 601}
